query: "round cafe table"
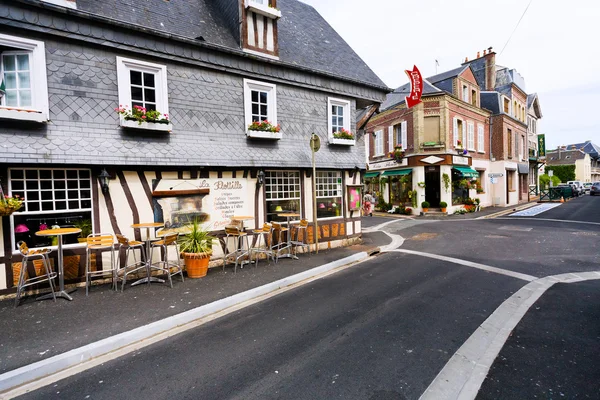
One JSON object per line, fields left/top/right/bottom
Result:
{"left": 278, "top": 212, "right": 301, "bottom": 260}
{"left": 131, "top": 222, "right": 165, "bottom": 286}
{"left": 35, "top": 227, "right": 81, "bottom": 301}
{"left": 231, "top": 215, "right": 254, "bottom": 231}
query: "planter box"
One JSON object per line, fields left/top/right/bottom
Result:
{"left": 120, "top": 119, "right": 172, "bottom": 132}
{"left": 329, "top": 137, "right": 355, "bottom": 146}
{"left": 246, "top": 130, "right": 282, "bottom": 140}
{"left": 0, "top": 107, "right": 47, "bottom": 123}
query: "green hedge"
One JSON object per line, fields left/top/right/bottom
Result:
{"left": 545, "top": 165, "right": 575, "bottom": 183}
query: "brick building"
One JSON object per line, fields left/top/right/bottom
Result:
{"left": 0, "top": 0, "right": 389, "bottom": 294}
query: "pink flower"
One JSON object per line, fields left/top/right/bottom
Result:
{"left": 141, "top": 115, "right": 146, "bottom": 119}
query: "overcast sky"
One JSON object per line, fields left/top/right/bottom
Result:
{"left": 300, "top": 0, "right": 600, "bottom": 150}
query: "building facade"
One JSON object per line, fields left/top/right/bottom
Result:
{"left": 527, "top": 93, "right": 543, "bottom": 188}
{"left": 546, "top": 148, "right": 591, "bottom": 183}
{"left": 0, "top": 0, "right": 389, "bottom": 294}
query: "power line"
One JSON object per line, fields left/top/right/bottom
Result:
{"left": 500, "top": 0, "right": 534, "bottom": 55}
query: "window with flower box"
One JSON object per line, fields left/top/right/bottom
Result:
{"left": 265, "top": 170, "right": 300, "bottom": 222}
{"left": 9, "top": 168, "right": 93, "bottom": 250}
{"left": 327, "top": 98, "right": 353, "bottom": 144}
{"left": 0, "top": 33, "right": 49, "bottom": 122}
{"left": 244, "top": 79, "right": 279, "bottom": 138}
{"left": 316, "top": 171, "right": 343, "bottom": 219}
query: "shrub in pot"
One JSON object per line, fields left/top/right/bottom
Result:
{"left": 421, "top": 201, "right": 430, "bottom": 212}
{"left": 179, "top": 219, "right": 216, "bottom": 278}
{"left": 439, "top": 201, "right": 448, "bottom": 213}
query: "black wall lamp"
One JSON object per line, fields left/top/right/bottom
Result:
{"left": 257, "top": 170, "right": 265, "bottom": 186}
{"left": 98, "top": 169, "right": 111, "bottom": 193}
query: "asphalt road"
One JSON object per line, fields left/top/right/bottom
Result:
{"left": 16, "top": 196, "right": 600, "bottom": 399}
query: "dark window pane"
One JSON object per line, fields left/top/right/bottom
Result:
{"left": 260, "top": 91, "right": 267, "bottom": 103}
{"left": 251, "top": 90, "right": 258, "bottom": 103}
{"left": 55, "top": 191, "right": 66, "bottom": 200}
{"left": 81, "top": 190, "right": 91, "bottom": 199}
{"left": 12, "top": 191, "right": 24, "bottom": 199}
{"left": 53, "top": 170, "right": 65, "bottom": 179}
{"left": 25, "top": 170, "right": 37, "bottom": 179}
{"left": 40, "top": 170, "right": 52, "bottom": 179}
{"left": 80, "top": 179, "right": 90, "bottom": 189}
{"left": 68, "top": 200, "right": 79, "bottom": 209}
{"left": 11, "top": 170, "right": 24, "bottom": 179}
{"left": 252, "top": 104, "right": 259, "bottom": 115}
{"left": 26, "top": 180, "right": 38, "bottom": 190}
{"left": 81, "top": 200, "right": 91, "bottom": 209}
{"left": 42, "top": 202, "right": 53, "bottom": 211}
{"left": 41, "top": 191, "right": 52, "bottom": 200}
{"left": 260, "top": 105, "right": 267, "bottom": 116}
{"left": 132, "top": 102, "right": 143, "bottom": 108}
{"left": 146, "top": 103, "right": 156, "bottom": 111}
{"left": 260, "top": 115, "right": 267, "bottom": 122}
{"left": 12, "top": 181, "right": 24, "bottom": 190}
{"left": 28, "top": 202, "right": 40, "bottom": 212}
{"left": 67, "top": 180, "right": 78, "bottom": 189}
{"left": 68, "top": 190, "right": 79, "bottom": 199}
{"left": 54, "top": 181, "right": 65, "bottom": 190}
{"left": 27, "top": 191, "right": 39, "bottom": 201}
{"left": 130, "top": 70, "right": 142, "bottom": 86}
{"left": 144, "top": 88, "right": 155, "bottom": 103}
{"left": 79, "top": 170, "right": 90, "bottom": 179}
{"left": 66, "top": 170, "right": 77, "bottom": 179}
{"left": 252, "top": 115, "right": 259, "bottom": 122}
{"left": 40, "top": 181, "right": 52, "bottom": 190}
{"left": 55, "top": 201, "right": 67, "bottom": 210}
{"left": 143, "top": 72, "right": 155, "bottom": 87}
{"left": 131, "top": 86, "right": 143, "bottom": 101}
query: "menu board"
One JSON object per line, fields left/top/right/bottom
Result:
{"left": 347, "top": 185, "right": 362, "bottom": 211}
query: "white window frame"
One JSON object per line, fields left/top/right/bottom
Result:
{"left": 0, "top": 33, "right": 49, "bottom": 121}
{"left": 315, "top": 171, "right": 343, "bottom": 219}
{"left": 327, "top": 97, "right": 350, "bottom": 139}
{"left": 477, "top": 124, "right": 485, "bottom": 153}
{"left": 244, "top": 78, "right": 277, "bottom": 132}
{"left": 467, "top": 121, "right": 475, "bottom": 151}
{"left": 462, "top": 85, "right": 469, "bottom": 102}
{"left": 374, "top": 129, "right": 384, "bottom": 156}
{"left": 388, "top": 126, "right": 394, "bottom": 153}
{"left": 264, "top": 170, "right": 301, "bottom": 221}
{"left": 453, "top": 117, "right": 459, "bottom": 147}
{"left": 394, "top": 121, "right": 407, "bottom": 149}
{"left": 116, "top": 56, "right": 169, "bottom": 118}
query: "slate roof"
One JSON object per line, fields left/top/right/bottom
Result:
{"left": 480, "top": 91, "right": 500, "bottom": 114}
{"left": 564, "top": 141, "right": 600, "bottom": 159}
{"left": 546, "top": 149, "right": 587, "bottom": 165}
{"left": 74, "top": 0, "right": 387, "bottom": 89}
{"left": 380, "top": 80, "right": 443, "bottom": 111}
{"left": 427, "top": 65, "right": 469, "bottom": 85}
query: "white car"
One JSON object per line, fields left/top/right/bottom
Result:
{"left": 567, "top": 181, "right": 585, "bottom": 196}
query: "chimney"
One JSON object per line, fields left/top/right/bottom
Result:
{"left": 476, "top": 51, "right": 480, "bottom": 58}
{"left": 484, "top": 46, "right": 496, "bottom": 91}
{"left": 483, "top": 49, "right": 487, "bottom": 56}
{"left": 465, "top": 57, "right": 469, "bottom": 63}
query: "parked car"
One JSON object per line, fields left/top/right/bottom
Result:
{"left": 567, "top": 181, "right": 585, "bottom": 196}
{"left": 590, "top": 182, "right": 600, "bottom": 196}
{"left": 583, "top": 182, "right": 592, "bottom": 194}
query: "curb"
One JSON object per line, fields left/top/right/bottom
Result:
{"left": 0, "top": 251, "right": 372, "bottom": 396}
{"left": 478, "top": 201, "right": 538, "bottom": 219}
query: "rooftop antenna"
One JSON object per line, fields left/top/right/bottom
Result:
{"left": 435, "top": 59, "right": 439, "bottom": 74}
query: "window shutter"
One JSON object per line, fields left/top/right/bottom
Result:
{"left": 468, "top": 122, "right": 474, "bottom": 150}
{"left": 453, "top": 117, "right": 458, "bottom": 146}
{"left": 365, "top": 130, "right": 371, "bottom": 161}
{"left": 462, "top": 121, "right": 466, "bottom": 148}
{"left": 401, "top": 121, "right": 407, "bottom": 150}
{"left": 477, "top": 125, "right": 484, "bottom": 152}
{"left": 388, "top": 126, "right": 394, "bottom": 152}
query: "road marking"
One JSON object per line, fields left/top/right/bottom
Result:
{"left": 392, "top": 249, "right": 538, "bottom": 282}
{"left": 420, "top": 271, "right": 600, "bottom": 400}
{"left": 498, "top": 225, "right": 533, "bottom": 232}
{"left": 362, "top": 219, "right": 411, "bottom": 233}
{"left": 509, "top": 203, "right": 561, "bottom": 216}
{"left": 493, "top": 217, "right": 600, "bottom": 226}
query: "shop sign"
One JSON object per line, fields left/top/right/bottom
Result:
{"left": 537, "top": 134, "right": 546, "bottom": 158}
{"left": 370, "top": 158, "right": 408, "bottom": 170}
{"left": 405, "top": 65, "right": 423, "bottom": 108}
{"left": 452, "top": 155, "right": 469, "bottom": 165}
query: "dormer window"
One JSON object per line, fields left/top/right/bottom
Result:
{"left": 243, "top": 0, "right": 280, "bottom": 58}
{"left": 471, "top": 89, "right": 477, "bottom": 106}
{"left": 462, "top": 85, "right": 468, "bottom": 102}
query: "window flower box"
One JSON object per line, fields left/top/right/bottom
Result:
{"left": 0, "top": 107, "right": 47, "bottom": 123}
{"left": 120, "top": 119, "right": 172, "bottom": 132}
{"left": 330, "top": 128, "right": 355, "bottom": 145}
{"left": 116, "top": 105, "right": 172, "bottom": 132}
{"left": 247, "top": 120, "right": 282, "bottom": 139}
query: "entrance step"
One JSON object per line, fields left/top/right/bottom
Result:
{"left": 422, "top": 208, "right": 447, "bottom": 217}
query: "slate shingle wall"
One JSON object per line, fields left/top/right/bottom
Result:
{"left": 0, "top": 39, "right": 364, "bottom": 169}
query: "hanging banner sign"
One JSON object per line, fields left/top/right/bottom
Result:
{"left": 537, "top": 134, "right": 546, "bottom": 158}
{"left": 405, "top": 65, "right": 423, "bottom": 108}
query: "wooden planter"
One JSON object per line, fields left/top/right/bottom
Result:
{"left": 183, "top": 251, "right": 211, "bottom": 278}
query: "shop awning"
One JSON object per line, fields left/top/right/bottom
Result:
{"left": 518, "top": 163, "right": 529, "bottom": 174}
{"left": 452, "top": 166, "right": 479, "bottom": 178}
{"left": 364, "top": 172, "right": 380, "bottom": 178}
{"left": 381, "top": 168, "right": 413, "bottom": 177}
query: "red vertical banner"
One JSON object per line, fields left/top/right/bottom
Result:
{"left": 405, "top": 65, "right": 423, "bottom": 108}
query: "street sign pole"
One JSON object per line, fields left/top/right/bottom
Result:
{"left": 310, "top": 133, "right": 320, "bottom": 254}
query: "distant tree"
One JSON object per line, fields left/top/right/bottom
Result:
{"left": 539, "top": 174, "right": 561, "bottom": 189}
{"left": 546, "top": 165, "right": 576, "bottom": 183}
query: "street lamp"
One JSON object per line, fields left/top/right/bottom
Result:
{"left": 257, "top": 170, "right": 265, "bottom": 186}
{"left": 98, "top": 169, "right": 111, "bottom": 193}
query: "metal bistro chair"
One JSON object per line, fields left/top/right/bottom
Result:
{"left": 250, "top": 223, "right": 274, "bottom": 268}
{"left": 15, "top": 241, "right": 56, "bottom": 307}
{"left": 290, "top": 219, "right": 310, "bottom": 256}
{"left": 270, "top": 221, "right": 291, "bottom": 263}
{"left": 116, "top": 234, "right": 147, "bottom": 291}
{"left": 223, "top": 225, "right": 250, "bottom": 273}
{"left": 149, "top": 232, "right": 184, "bottom": 288}
{"left": 85, "top": 233, "right": 118, "bottom": 296}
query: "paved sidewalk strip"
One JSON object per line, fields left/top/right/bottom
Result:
{"left": 509, "top": 203, "right": 561, "bottom": 216}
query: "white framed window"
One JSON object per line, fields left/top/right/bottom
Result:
{"left": 374, "top": 129, "right": 384, "bottom": 156}
{"left": 477, "top": 124, "right": 485, "bottom": 152}
{"left": 265, "top": 170, "right": 300, "bottom": 222}
{"left": 117, "top": 57, "right": 168, "bottom": 115}
{"left": 244, "top": 79, "right": 277, "bottom": 131}
{"left": 453, "top": 117, "right": 465, "bottom": 147}
{"left": 0, "top": 33, "right": 49, "bottom": 121}
{"left": 467, "top": 122, "right": 475, "bottom": 151}
{"left": 316, "top": 171, "right": 343, "bottom": 219}
{"left": 462, "top": 85, "right": 469, "bottom": 102}
{"left": 327, "top": 97, "right": 350, "bottom": 137}
{"left": 394, "top": 121, "right": 407, "bottom": 148}
{"left": 9, "top": 168, "right": 93, "bottom": 251}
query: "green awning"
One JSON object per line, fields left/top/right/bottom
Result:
{"left": 453, "top": 166, "right": 479, "bottom": 178}
{"left": 381, "top": 168, "right": 413, "bottom": 177}
{"left": 364, "top": 172, "right": 380, "bottom": 178}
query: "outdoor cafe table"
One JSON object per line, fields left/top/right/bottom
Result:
{"left": 278, "top": 212, "right": 301, "bottom": 260}
{"left": 230, "top": 216, "right": 255, "bottom": 267}
{"left": 35, "top": 227, "right": 81, "bottom": 301}
{"left": 131, "top": 222, "right": 165, "bottom": 286}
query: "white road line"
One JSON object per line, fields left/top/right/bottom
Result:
{"left": 493, "top": 217, "right": 600, "bottom": 226}
{"left": 362, "top": 219, "right": 410, "bottom": 233}
{"left": 420, "top": 271, "right": 600, "bottom": 400}
{"left": 392, "top": 249, "right": 538, "bottom": 282}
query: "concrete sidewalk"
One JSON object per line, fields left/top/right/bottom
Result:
{"left": 0, "top": 232, "right": 388, "bottom": 394}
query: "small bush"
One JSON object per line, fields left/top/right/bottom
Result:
{"left": 404, "top": 207, "right": 412, "bottom": 215}
{"left": 421, "top": 201, "right": 430, "bottom": 208}
{"left": 439, "top": 201, "right": 447, "bottom": 208}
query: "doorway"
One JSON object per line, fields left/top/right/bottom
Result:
{"left": 424, "top": 166, "right": 440, "bottom": 207}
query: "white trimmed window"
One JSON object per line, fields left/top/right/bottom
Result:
{"left": 9, "top": 168, "right": 93, "bottom": 250}
{"left": 477, "top": 124, "right": 485, "bottom": 152}
{"left": 265, "top": 170, "right": 300, "bottom": 222}
{"left": 374, "top": 129, "right": 384, "bottom": 156}
{"left": 462, "top": 85, "right": 469, "bottom": 102}
{"left": 467, "top": 121, "right": 475, "bottom": 150}
{"left": 117, "top": 57, "right": 168, "bottom": 115}
{"left": 244, "top": 79, "right": 277, "bottom": 130}
{"left": 394, "top": 121, "right": 407, "bottom": 149}
{"left": 328, "top": 97, "right": 350, "bottom": 138}
{"left": 453, "top": 118, "right": 465, "bottom": 147}
{"left": 316, "top": 171, "right": 343, "bottom": 219}
{"left": 0, "top": 34, "right": 49, "bottom": 121}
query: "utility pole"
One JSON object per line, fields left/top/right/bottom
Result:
{"left": 310, "top": 133, "right": 320, "bottom": 254}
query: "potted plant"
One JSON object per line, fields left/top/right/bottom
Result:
{"left": 0, "top": 193, "right": 23, "bottom": 216}
{"left": 0, "top": 79, "right": 5, "bottom": 101}
{"left": 421, "top": 201, "right": 430, "bottom": 212}
{"left": 179, "top": 218, "right": 216, "bottom": 278}
{"left": 439, "top": 201, "right": 447, "bottom": 213}
{"left": 73, "top": 219, "right": 92, "bottom": 243}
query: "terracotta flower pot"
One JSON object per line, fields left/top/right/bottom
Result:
{"left": 422, "top": 208, "right": 429, "bottom": 213}
{"left": 441, "top": 207, "right": 447, "bottom": 213}
{"left": 183, "top": 252, "right": 211, "bottom": 278}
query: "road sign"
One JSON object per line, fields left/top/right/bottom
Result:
{"left": 489, "top": 173, "right": 503, "bottom": 178}
{"left": 490, "top": 177, "right": 498, "bottom": 184}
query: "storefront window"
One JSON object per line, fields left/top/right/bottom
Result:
{"left": 9, "top": 168, "right": 93, "bottom": 250}
{"left": 316, "top": 171, "right": 342, "bottom": 218}
{"left": 265, "top": 170, "right": 301, "bottom": 222}
{"left": 452, "top": 170, "right": 471, "bottom": 205}
{"left": 390, "top": 175, "right": 412, "bottom": 205}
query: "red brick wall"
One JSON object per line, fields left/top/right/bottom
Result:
{"left": 447, "top": 102, "right": 490, "bottom": 159}
{"left": 366, "top": 107, "right": 414, "bottom": 160}
{"left": 491, "top": 115, "right": 528, "bottom": 161}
